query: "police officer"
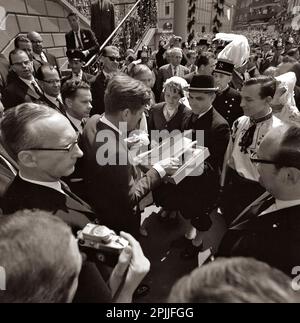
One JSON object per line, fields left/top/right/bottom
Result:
{"left": 213, "top": 59, "right": 243, "bottom": 128}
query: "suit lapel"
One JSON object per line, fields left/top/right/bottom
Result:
{"left": 60, "top": 180, "right": 94, "bottom": 214}
{"left": 17, "top": 78, "right": 40, "bottom": 100}
{"left": 167, "top": 64, "right": 173, "bottom": 78}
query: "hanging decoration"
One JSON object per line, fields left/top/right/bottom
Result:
{"left": 212, "top": 0, "right": 225, "bottom": 34}
{"left": 187, "top": 0, "right": 197, "bottom": 43}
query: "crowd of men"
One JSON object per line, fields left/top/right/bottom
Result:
{"left": 1, "top": 10, "right": 300, "bottom": 303}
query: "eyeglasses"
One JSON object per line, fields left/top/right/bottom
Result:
{"left": 12, "top": 60, "right": 31, "bottom": 67}
{"left": 250, "top": 158, "right": 280, "bottom": 166}
{"left": 104, "top": 56, "right": 121, "bottom": 62}
{"left": 27, "top": 136, "right": 79, "bottom": 152}
{"left": 43, "top": 79, "right": 61, "bottom": 85}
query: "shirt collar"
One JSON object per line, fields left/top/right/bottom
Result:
{"left": 100, "top": 115, "right": 122, "bottom": 135}
{"left": 19, "top": 172, "right": 65, "bottom": 195}
{"left": 250, "top": 108, "right": 273, "bottom": 124}
{"left": 197, "top": 106, "right": 213, "bottom": 119}
{"left": 66, "top": 112, "right": 83, "bottom": 133}
{"left": 19, "top": 76, "right": 34, "bottom": 87}
{"left": 72, "top": 70, "right": 83, "bottom": 79}
{"left": 275, "top": 199, "right": 300, "bottom": 211}
{"left": 44, "top": 93, "right": 62, "bottom": 106}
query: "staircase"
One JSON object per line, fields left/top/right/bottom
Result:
{"left": 0, "top": 0, "right": 158, "bottom": 73}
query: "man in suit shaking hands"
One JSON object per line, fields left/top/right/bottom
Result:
{"left": 66, "top": 12, "right": 99, "bottom": 63}
{"left": 91, "top": 0, "right": 115, "bottom": 47}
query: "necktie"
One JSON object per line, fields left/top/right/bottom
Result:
{"left": 173, "top": 66, "right": 178, "bottom": 76}
{"left": 60, "top": 181, "right": 90, "bottom": 208}
{"left": 239, "top": 112, "right": 273, "bottom": 154}
{"left": 231, "top": 193, "right": 275, "bottom": 228}
{"left": 75, "top": 32, "right": 83, "bottom": 49}
{"left": 80, "top": 118, "right": 87, "bottom": 133}
{"left": 31, "top": 81, "right": 43, "bottom": 97}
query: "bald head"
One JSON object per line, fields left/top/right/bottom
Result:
{"left": 27, "top": 31, "right": 43, "bottom": 54}
{"left": 0, "top": 103, "right": 68, "bottom": 160}
{"left": 257, "top": 124, "right": 300, "bottom": 200}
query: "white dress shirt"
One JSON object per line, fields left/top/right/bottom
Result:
{"left": 71, "top": 70, "right": 83, "bottom": 82}
{"left": 19, "top": 173, "right": 65, "bottom": 195}
{"left": 261, "top": 199, "right": 300, "bottom": 216}
{"left": 100, "top": 115, "right": 166, "bottom": 178}
{"left": 19, "top": 76, "right": 42, "bottom": 94}
{"left": 229, "top": 114, "right": 283, "bottom": 182}
{"left": 44, "top": 93, "right": 63, "bottom": 108}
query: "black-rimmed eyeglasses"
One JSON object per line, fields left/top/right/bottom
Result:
{"left": 250, "top": 158, "right": 281, "bottom": 166}
{"left": 27, "top": 137, "right": 79, "bottom": 153}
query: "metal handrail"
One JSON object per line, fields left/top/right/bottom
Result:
{"left": 84, "top": 0, "right": 141, "bottom": 70}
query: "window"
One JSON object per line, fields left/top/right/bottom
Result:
{"left": 165, "top": 4, "right": 170, "bottom": 16}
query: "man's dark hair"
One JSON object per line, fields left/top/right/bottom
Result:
{"left": 0, "top": 103, "right": 59, "bottom": 160}
{"left": 102, "top": 46, "right": 119, "bottom": 57}
{"left": 271, "top": 125, "right": 300, "bottom": 170}
{"left": 196, "top": 52, "right": 215, "bottom": 68}
{"left": 35, "top": 64, "right": 58, "bottom": 81}
{"left": 168, "top": 257, "right": 299, "bottom": 303}
{"left": 67, "top": 12, "right": 78, "bottom": 19}
{"left": 286, "top": 48, "right": 299, "bottom": 58}
{"left": 8, "top": 49, "right": 29, "bottom": 66}
{"left": 244, "top": 76, "right": 276, "bottom": 99}
{"left": 104, "top": 75, "right": 150, "bottom": 115}
{"left": 61, "top": 80, "right": 90, "bottom": 103}
{"left": 14, "top": 36, "right": 31, "bottom": 49}
{"left": 186, "top": 50, "right": 197, "bottom": 59}
{"left": 0, "top": 210, "right": 79, "bottom": 303}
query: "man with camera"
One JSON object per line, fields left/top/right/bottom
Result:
{"left": 0, "top": 210, "right": 149, "bottom": 303}
{"left": 0, "top": 103, "right": 149, "bottom": 302}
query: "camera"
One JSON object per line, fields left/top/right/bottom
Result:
{"left": 77, "top": 224, "right": 129, "bottom": 266}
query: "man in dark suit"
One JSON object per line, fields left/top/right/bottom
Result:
{"left": 90, "top": 46, "right": 120, "bottom": 115}
{"left": 177, "top": 75, "right": 230, "bottom": 258}
{"left": 35, "top": 64, "right": 66, "bottom": 116}
{"left": 2, "top": 49, "right": 44, "bottom": 109}
{"left": 66, "top": 12, "right": 99, "bottom": 63}
{"left": 156, "top": 48, "right": 190, "bottom": 100}
{"left": 27, "top": 31, "right": 60, "bottom": 76}
{"left": 219, "top": 124, "right": 300, "bottom": 277}
{"left": 91, "top": 0, "right": 115, "bottom": 47}
{"left": 213, "top": 58, "right": 243, "bottom": 128}
{"left": 14, "top": 35, "right": 34, "bottom": 61}
{"left": 61, "top": 49, "right": 95, "bottom": 86}
{"left": 81, "top": 75, "right": 178, "bottom": 238}
{"left": 0, "top": 103, "right": 150, "bottom": 303}
{"left": 0, "top": 54, "right": 9, "bottom": 95}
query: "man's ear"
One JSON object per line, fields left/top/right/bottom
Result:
{"left": 65, "top": 98, "right": 73, "bottom": 109}
{"left": 17, "top": 151, "right": 38, "bottom": 168}
{"left": 121, "top": 108, "right": 130, "bottom": 121}
{"left": 266, "top": 96, "right": 273, "bottom": 105}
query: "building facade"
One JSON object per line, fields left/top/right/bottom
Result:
{"left": 233, "top": 0, "right": 288, "bottom": 31}
{"left": 157, "top": 0, "right": 237, "bottom": 36}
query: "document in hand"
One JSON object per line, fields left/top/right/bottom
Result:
{"left": 135, "top": 131, "right": 210, "bottom": 185}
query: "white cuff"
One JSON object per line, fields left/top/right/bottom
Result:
{"left": 153, "top": 163, "right": 166, "bottom": 178}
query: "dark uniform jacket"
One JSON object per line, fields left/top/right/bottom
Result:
{"left": 213, "top": 87, "right": 243, "bottom": 128}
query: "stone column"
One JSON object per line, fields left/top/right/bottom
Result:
{"left": 173, "top": 0, "right": 188, "bottom": 40}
